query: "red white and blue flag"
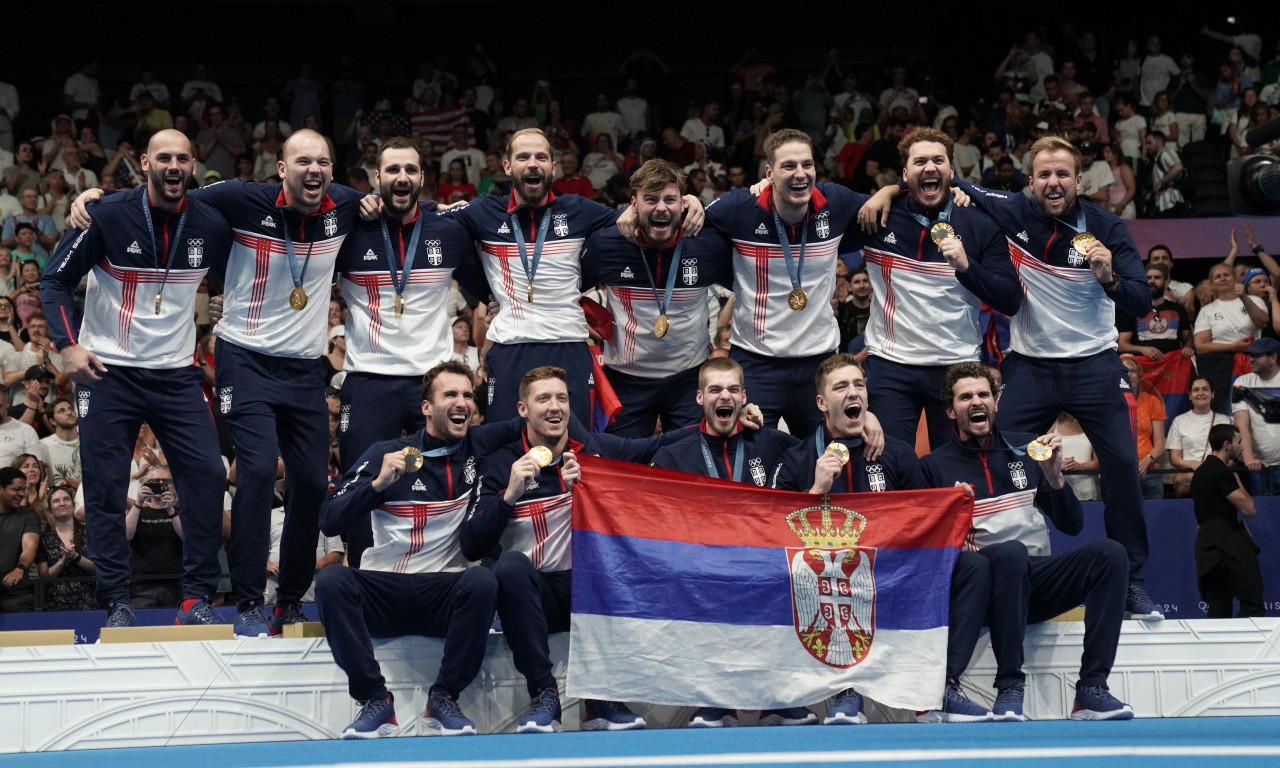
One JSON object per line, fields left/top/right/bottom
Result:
{"left": 567, "top": 456, "right": 972, "bottom": 711}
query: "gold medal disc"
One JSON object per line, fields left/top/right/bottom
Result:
{"left": 654, "top": 314, "right": 670, "bottom": 338}
{"left": 402, "top": 447, "right": 424, "bottom": 473}
{"left": 787, "top": 288, "right": 808, "bottom": 311}
{"left": 1071, "top": 232, "right": 1097, "bottom": 253}
{"left": 394, "top": 294, "right": 405, "bottom": 317}
{"left": 530, "top": 445, "right": 554, "bottom": 467}
{"left": 155, "top": 292, "right": 163, "bottom": 315}
{"left": 1026, "top": 440, "right": 1053, "bottom": 462}
{"left": 825, "top": 441, "right": 851, "bottom": 466}
{"left": 289, "top": 287, "right": 309, "bottom": 311}
{"left": 930, "top": 221, "right": 956, "bottom": 245}
{"left": 527, "top": 283, "right": 534, "bottom": 304}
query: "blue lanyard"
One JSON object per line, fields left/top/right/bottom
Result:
{"left": 511, "top": 208, "right": 553, "bottom": 302}
{"left": 700, "top": 432, "right": 744, "bottom": 482}
{"left": 280, "top": 216, "right": 313, "bottom": 291}
{"left": 139, "top": 194, "right": 187, "bottom": 314}
{"left": 772, "top": 210, "right": 807, "bottom": 294}
{"left": 417, "top": 432, "right": 465, "bottom": 458}
{"left": 637, "top": 238, "right": 683, "bottom": 319}
{"left": 907, "top": 196, "right": 954, "bottom": 232}
{"left": 380, "top": 212, "right": 424, "bottom": 299}
{"left": 1051, "top": 207, "right": 1088, "bottom": 236}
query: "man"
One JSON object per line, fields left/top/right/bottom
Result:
{"left": 679, "top": 101, "right": 725, "bottom": 157}
{"left": 1146, "top": 245, "right": 1193, "bottom": 304}
{"left": 922, "top": 362, "right": 1132, "bottom": 721}
{"left": 726, "top": 165, "right": 747, "bottom": 191}
{"left": 702, "top": 130, "right": 867, "bottom": 435}
{"left": 0, "top": 466, "right": 37, "bottom": 613}
{"left": 1231, "top": 338, "right": 1280, "bottom": 495}
{"left": 582, "top": 93, "right": 626, "bottom": 155}
{"left": 839, "top": 267, "right": 872, "bottom": 352}
{"left": 40, "top": 397, "right": 80, "bottom": 488}
{"left": 316, "top": 361, "right": 515, "bottom": 738}
{"left": 461, "top": 366, "right": 691, "bottom": 733}
{"left": 1076, "top": 141, "right": 1112, "bottom": 207}
{"left": 196, "top": 103, "right": 245, "bottom": 181}
{"left": 1116, "top": 262, "right": 1194, "bottom": 360}
{"left": 439, "top": 124, "right": 485, "bottom": 188}
{"left": 333, "top": 137, "right": 485, "bottom": 566}
{"left": 1143, "top": 131, "right": 1184, "bottom": 217}
{"left": 1190, "top": 424, "right": 1264, "bottom": 618}
{"left": 918, "top": 134, "right": 1162, "bottom": 620}
{"left": 582, "top": 159, "right": 729, "bottom": 437}
{"left": 551, "top": 153, "right": 593, "bottom": 199}
{"left": 1138, "top": 36, "right": 1181, "bottom": 110}
{"left": 661, "top": 127, "right": 696, "bottom": 168}
{"left": 1167, "top": 377, "right": 1233, "bottom": 496}
{"left": 1, "top": 188, "right": 59, "bottom": 263}
{"left": 10, "top": 365, "right": 53, "bottom": 436}
{"left": 854, "top": 128, "right": 1020, "bottom": 448}
{"left": 0, "top": 387, "right": 42, "bottom": 468}
{"left": 3, "top": 143, "right": 40, "bottom": 195}
{"left": 42, "top": 129, "right": 231, "bottom": 629}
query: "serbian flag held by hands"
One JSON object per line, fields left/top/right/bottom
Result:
{"left": 567, "top": 456, "right": 972, "bottom": 711}
{"left": 1136, "top": 349, "right": 1193, "bottom": 430}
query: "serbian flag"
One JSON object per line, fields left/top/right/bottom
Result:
{"left": 567, "top": 456, "right": 972, "bottom": 711}
{"left": 1136, "top": 350, "right": 1193, "bottom": 430}
{"left": 588, "top": 348, "right": 622, "bottom": 432}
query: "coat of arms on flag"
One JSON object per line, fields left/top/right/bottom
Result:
{"left": 787, "top": 500, "right": 875, "bottom": 667}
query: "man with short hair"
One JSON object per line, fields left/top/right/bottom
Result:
{"left": 1190, "top": 423, "right": 1264, "bottom": 618}
{"left": 3, "top": 143, "right": 40, "bottom": 195}
{"left": 2, "top": 313, "right": 67, "bottom": 394}
{"left": 1, "top": 188, "right": 58, "bottom": 261}
{"left": 1146, "top": 244, "right": 1192, "bottom": 303}
{"left": 1076, "top": 141, "right": 1112, "bottom": 207}
{"left": 1231, "top": 338, "right": 1280, "bottom": 495}
{"left": 40, "top": 397, "right": 80, "bottom": 488}
{"left": 10, "top": 365, "right": 52, "bottom": 435}
{"left": 922, "top": 362, "right": 1132, "bottom": 721}
{"left": 582, "top": 93, "right": 627, "bottom": 155}
{"left": 679, "top": 101, "right": 725, "bottom": 156}
{"left": 439, "top": 124, "right": 485, "bottom": 188}
{"left": 0, "top": 387, "right": 41, "bottom": 468}
{"left": 551, "top": 153, "right": 593, "bottom": 199}
{"left": 1143, "top": 131, "right": 1184, "bottom": 216}
{"left": 1117, "top": 262, "right": 1194, "bottom": 361}
{"left": 0, "top": 465, "right": 37, "bottom": 613}
{"left": 196, "top": 103, "right": 245, "bottom": 181}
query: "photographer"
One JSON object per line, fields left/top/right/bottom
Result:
{"left": 126, "top": 465, "right": 183, "bottom": 608}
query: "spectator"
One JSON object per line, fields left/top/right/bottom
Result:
{"left": 1121, "top": 355, "right": 1167, "bottom": 500}
{"left": 264, "top": 503, "right": 342, "bottom": 604}
{"left": 11, "top": 452, "right": 47, "bottom": 529}
{"left": 1190, "top": 423, "right": 1263, "bottom": 618}
{"left": 1100, "top": 143, "right": 1137, "bottom": 219}
{"left": 127, "top": 464, "right": 183, "bottom": 608}
{"left": 662, "top": 126, "right": 696, "bottom": 168}
{"left": 1147, "top": 244, "right": 1193, "bottom": 304}
{"left": 437, "top": 159, "right": 476, "bottom": 204}
{"left": 1170, "top": 54, "right": 1212, "bottom": 147}
{"left": 324, "top": 325, "right": 346, "bottom": 390}
{"left": 1117, "top": 262, "right": 1193, "bottom": 360}
{"left": 582, "top": 134, "right": 625, "bottom": 191}
{"left": 1230, "top": 100, "right": 1270, "bottom": 159}
{"left": 1075, "top": 140, "right": 1112, "bottom": 207}
{"left": 0, "top": 295, "right": 21, "bottom": 341}
{"left": 179, "top": 63, "right": 223, "bottom": 122}
{"left": 252, "top": 119, "right": 286, "bottom": 182}
{"left": 475, "top": 151, "right": 510, "bottom": 197}
{"left": 583, "top": 92, "right": 627, "bottom": 154}
{"left": 551, "top": 153, "right": 593, "bottom": 199}
{"left": 11, "top": 365, "right": 52, "bottom": 436}
{"left": 196, "top": 104, "right": 245, "bottom": 180}
{"left": 35, "top": 484, "right": 94, "bottom": 611}
{"left": 449, "top": 315, "right": 479, "bottom": 373}
{"left": 2, "top": 189, "right": 58, "bottom": 265}
{"left": 540, "top": 99, "right": 577, "bottom": 156}
{"left": 59, "top": 147, "right": 97, "bottom": 198}
{"left": 40, "top": 397, "right": 79, "bottom": 489}
{"left": 0, "top": 465, "right": 37, "bottom": 613}
{"left": 38, "top": 170, "right": 70, "bottom": 231}
{"left": 1232, "top": 338, "right": 1280, "bottom": 495}
{"left": 1168, "top": 377, "right": 1233, "bottom": 497}
{"left": 3, "top": 312, "right": 65, "bottom": 393}
{"left": 1150, "top": 91, "right": 1178, "bottom": 145}
{"left": 10, "top": 227, "right": 45, "bottom": 280}
{"left": 438, "top": 124, "right": 485, "bottom": 188}
{"left": 1138, "top": 36, "right": 1180, "bottom": 110}
{"left": 679, "top": 100, "right": 725, "bottom": 157}
{"left": 616, "top": 78, "right": 650, "bottom": 146}
{"left": 1143, "top": 131, "right": 1184, "bottom": 217}
{"left": 1053, "top": 412, "right": 1099, "bottom": 501}
{"left": 4, "top": 143, "right": 40, "bottom": 195}
{"left": 1214, "top": 60, "right": 1253, "bottom": 119}
{"left": 102, "top": 138, "right": 144, "bottom": 189}
{"left": 284, "top": 62, "right": 325, "bottom": 131}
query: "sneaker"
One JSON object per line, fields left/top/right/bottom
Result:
{"left": 234, "top": 603, "right": 270, "bottom": 638}
{"left": 582, "top": 699, "right": 645, "bottom": 731}
{"left": 824, "top": 688, "right": 867, "bottom": 725}
{"left": 341, "top": 692, "right": 397, "bottom": 739}
{"left": 105, "top": 602, "right": 135, "bottom": 628}
{"left": 269, "top": 602, "right": 307, "bottom": 636}
{"left": 1125, "top": 584, "right": 1164, "bottom": 621}
{"left": 760, "top": 706, "right": 818, "bottom": 726}
{"left": 175, "top": 598, "right": 225, "bottom": 626}
{"left": 421, "top": 687, "right": 476, "bottom": 736}
{"left": 516, "top": 688, "right": 563, "bottom": 734}
{"left": 917, "top": 682, "right": 993, "bottom": 723}
{"left": 992, "top": 682, "right": 1027, "bottom": 722}
{"left": 1070, "top": 684, "right": 1134, "bottom": 721}
{"left": 688, "top": 707, "right": 738, "bottom": 728}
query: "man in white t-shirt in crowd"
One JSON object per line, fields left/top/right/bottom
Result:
{"left": 1232, "top": 338, "right": 1280, "bottom": 495}
{"left": 40, "top": 397, "right": 80, "bottom": 489}
{"left": 1076, "top": 141, "right": 1112, "bottom": 207}
{"left": 1138, "top": 36, "right": 1181, "bottom": 110}
{"left": 0, "top": 386, "right": 41, "bottom": 468}
{"left": 1167, "top": 377, "right": 1233, "bottom": 497}
{"left": 680, "top": 101, "right": 725, "bottom": 158}
{"left": 1147, "top": 245, "right": 1193, "bottom": 304}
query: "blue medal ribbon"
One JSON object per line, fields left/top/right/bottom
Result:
{"left": 140, "top": 193, "right": 188, "bottom": 314}
{"left": 380, "top": 212, "right": 424, "bottom": 308}
{"left": 906, "top": 196, "right": 954, "bottom": 235}
{"left": 699, "top": 432, "right": 744, "bottom": 482}
{"left": 772, "top": 210, "right": 808, "bottom": 295}
{"left": 637, "top": 238, "right": 683, "bottom": 323}
{"left": 280, "top": 216, "right": 314, "bottom": 294}
{"left": 511, "top": 208, "right": 552, "bottom": 303}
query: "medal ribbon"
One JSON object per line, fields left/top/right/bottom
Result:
{"left": 1050, "top": 207, "right": 1088, "bottom": 237}
{"left": 281, "top": 216, "right": 314, "bottom": 293}
{"left": 140, "top": 194, "right": 188, "bottom": 308}
{"left": 907, "top": 196, "right": 954, "bottom": 233}
{"left": 637, "top": 238, "right": 683, "bottom": 321}
{"left": 813, "top": 424, "right": 857, "bottom": 490}
{"left": 772, "top": 210, "right": 807, "bottom": 296}
{"left": 699, "top": 432, "right": 744, "bottom": 482}
{"left": 380, "top": 212, "right": 424, "bottom": 302}
{"left": 511, "top": 208, "right": 553, "bottom": 299}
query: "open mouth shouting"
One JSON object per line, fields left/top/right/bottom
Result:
{"left": 965, "top": 405, "right": 992, "bottom": 435}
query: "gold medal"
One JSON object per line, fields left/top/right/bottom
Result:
{"left": 929, "top": 221, "right": 956, "bottom": 245}
{"left": 527, "top": 283, "right": 534, "bottom": 304}
{"left": 654, "top": 314, "right": 670, "bottom": 337}
{"left": 529, "top": 445, "right": 553, "bottom": 467}
{"left": 1071, "top": 232, "right": 1097, "bottom": 253}
{"left": 402, "top": 447, "right": 424, "bottom": 473}
{"left": 394, "top": 294, "right": 404, "bottom": 317}
{"left": 1026, "top": 440, "right": 1053, "bottom": 462}
{"left": 825, "top": 441, "right": 850, "bottom": 465}
{"left": 155, "top": 292, "right": 162, "bottom": 315}
{"left": 787, "top": 288, "right": 808, "bottom": 311}
{"left": 289, "top": 287, "right": 309, "bottom": 311}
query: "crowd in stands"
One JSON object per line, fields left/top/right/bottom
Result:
{"left": 0, "top": 19, "right": 1279, "bottom": 615}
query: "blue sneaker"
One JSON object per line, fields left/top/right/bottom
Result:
{"left": 760, "top": 706, "right": 817, "bottom": 726}
{"left": 917, "top": 682, "right": 993, "bottom": 723}
{"left": 1069, "top": 684, "right": 1134, "bottom": 721}
{"left": 1126, "top": 584, "right": 1164, "bottom": 621}
{"left": 269, "top": 602, "right": 307, "bottom": 636}
{"left": 234, "top": 603, "right": 270, "bottom": 638}
{"left": 105, "top": 602, "right": 135, "bottom": 628}
{"left": 421, "top": 687, "right": 476, "bottom": 736}
{"left": 992, "top": 682, "right": 1027, "bottom": 722}
{"left": 824, "top": 688, "right": 867, "bottom": 725}
{"left": 516, "top": 688, "right": 563, "bottom": 733}
{"left": 342, "top": 692, "right": 397, "bottom": 739}
{"left": 688, "top": 707, "right": 738, "bottom": 728}
{"left": 175, "top": 598, "right": 224, "bottom": 626}
{"left": 582, "top": 699, "right": 645, "bottom": 731}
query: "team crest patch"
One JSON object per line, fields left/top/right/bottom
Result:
{"left": 865, "top": 464, "right": 886, "bottom": 492}
{"left": 815, "top": 211, "right": 830, "bottom": 239}
{"left": 464, "top": 456, "right": 477, "bottom": 485}
{"left": 324, "top": 211, "right": 338, "bottom": 236}
{"left": 426, "top": 239, "right": 443, "bottom": 266}
{"left": 1067, "top": 247, "right": 1085, "bottom": 267}
{"left": 219, "top": 386, "right": 233, "bottom": 415}
{"left": 76, "top": 390, "right": 90, "bottom": 417}
{"left": 1009, "top": 461, "right": 1028, "bottom": 490}
{"left": 339, "top": 404, "right": 350, "bottom": 433}
{"left": 749, "top": 457, "right": 765, "bottom": 486}
{"left": 682, "top": 257, "right": 698, "bottom": 286}
{"left": 787, "top": 499, "right": 875, "bottom": 668}
{"left": 553, "top": 213, "right": 569, "bottom": 237}
{"left": 187, "top": 238, "right": 204, "bottom": 267}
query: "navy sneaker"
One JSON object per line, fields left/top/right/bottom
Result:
{"left": 421, "top": 687, "right": 476, "bottom": 736}
{"left": 234, "top": 603, "right": 270, "bottom": 638}
{"left": 760, "top": 706, "right": 817, "bottom": 726}
{"left": 516, "top": 688, "right": 563, "bottom": 733}
{"left": 175, "top": 598, "right": 224, "bottom": 626}
{"left": 992, "top": 682, "right": 1027, "bottom": 722}
{"left": 1125, "top": 584, "right": 1164, "bottom": 621}
{"left": 269, "top": 602, "right": 307, "bottom": 636}
{"left": 688, "top": 707, "right": 738, "bottom": 728}
{"left": 1070, "top": 684, "right": 1134, "bottom": 721}
{"left": 105, "top": 602, "right": 135, "bottom": 629}
{"left": 582, "top": 699, "right": 645, "bottom": 731}
{"left": 824, "top": 688, "right": 866, "bottom": 725}
{"left": 917, "top": 682, "right": 993, "bottom": 723}
{"left": 342, "top": 692, "right": 397, "bottom": 739}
